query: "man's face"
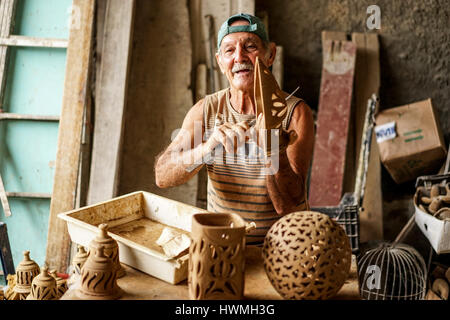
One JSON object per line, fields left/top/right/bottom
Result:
{"left": 216, "top": 20, "right": 275, "bottom": 92}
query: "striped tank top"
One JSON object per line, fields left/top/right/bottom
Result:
{"left": 203, "top": 88, "right": 309, "bottom": 245}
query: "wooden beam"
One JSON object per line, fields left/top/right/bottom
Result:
{"left": 309, "top": 32, "right": 356, "bottom": 207}
{"left": 0, "top": 35, "right": 68, "bottom": 48}
{"left": 45, "top": 0, "right": 95, "bottom": 273}
{"left": 86, "top": 0, "right": 135, "bottom": 205}
{"left": 351, "top": 32, "right": 383, "bottom": 242}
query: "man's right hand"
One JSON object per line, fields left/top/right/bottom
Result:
{"left": 205, "top": 120, "right": 252, "bottom": 154}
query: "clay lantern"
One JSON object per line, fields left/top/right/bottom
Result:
{"left": 27, "top": 266, "right": 58, "bottom": 300}
{"left": 13, "top": 251, "right": 40, "bottom": 300}
{"left": 262, "top": 211, "right": 352, "bottom": 300}
{"left": 50, "top": 269, "right": 68, "bottom": 298}
{"left": 76, "top": 245, "right": 123, "bottom": 300}
{"left": 89, "top": 223, "right": 126, "bottom": 278}
{"left": 72, "top": 245, "right": 89, "bottom": 276}
{"left": 188, "top": 213, "right": 247, "bottom": 300}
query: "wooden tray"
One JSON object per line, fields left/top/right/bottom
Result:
{"left": 58, "top": 191, "right": 208, "bottom": 284}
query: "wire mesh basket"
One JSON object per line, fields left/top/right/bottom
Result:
{"left": 358, "top": 242, "right": 427, "bottom": 300}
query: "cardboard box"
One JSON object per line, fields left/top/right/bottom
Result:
{"left": 375, "top": 99, "right": 447, "bottom": 184}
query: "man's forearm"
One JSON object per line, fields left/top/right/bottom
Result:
{"left": 155, "top": 142, "right": 210, "bottom": 188}
{"left": 266, "top": 151, "right": 306, "bottom": 215}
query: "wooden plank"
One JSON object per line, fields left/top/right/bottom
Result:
{"left": 86, "top": 0, "right": 135, "bottom": 205}
{"left": 0, "top": 222, "right": 15, "bottom": 276}
{"left": 0, "top": 0, "right": 17, "bottom": 108}
{"left": 0, "top": 113, "right": 59, "bottom": 121}
{"left": 6, "top": 192, "right": 51, "bottom": 198}
{"left": 0, "top": 173, "right": 11, "bottom": 217}
{"left": 272, "top": 45, "right": 283, "bottom": 89}
{"left": 45, "top": 0, "right": 95, "bottom": 273}
{"left": 309, "top": 32, "right": 356, "bottom": 207}
{"left": 0, "top": 35, "right": 68, "bottom": 48}
{"left": 352, "top": 32, "right": 383, "bottom": 242}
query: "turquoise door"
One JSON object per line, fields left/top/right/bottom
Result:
{"left": 0, "top": 0, "right": 73, "bottom": 274}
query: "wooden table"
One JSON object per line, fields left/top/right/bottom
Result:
{"left": 62, "top": 247, "right": 361, "bottom": 300}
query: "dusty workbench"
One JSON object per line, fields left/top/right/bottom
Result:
{"left": 61, "top": 246, "right": 361, "bottom": 300}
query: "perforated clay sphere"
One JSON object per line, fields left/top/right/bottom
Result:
{"left": 262, "top": 211, "right": 352, "bottom": 300}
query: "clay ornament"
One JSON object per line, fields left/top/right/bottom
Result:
{"left": 27, "top": 266, "right": 58, "bottom": 300}
{"left": 262, "top": 211, "right": 352, "bottom": 300}
{"left": 13, "top": 251, "right": 40, "bottom": 300}
{"left": 4, "top": 274, "right": 16, "bottom": 300}
{"left": 188, "top": 213, "right": 247, "bottom": 300}
{"left": 253, "top": 56, "right": 290, "bottom": 155}
{"left": 89, "top": 223, "right": 126, "bottom": 278}
{"left": 50, "top": 269, "right": 68, "bottom": 298}
{"left": 72, "top": 245, "right": 89, "bottom": 276}
{"left": 76, "top": 245, "right": 123, "bottom": 300}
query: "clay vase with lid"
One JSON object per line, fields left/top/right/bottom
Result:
{"left": 76, "top": 245, "right": 123, "bottom": 300}
{"left": 13, "top": 250, "right": 40, "bottom": 300}
{"left": 89, "top": 223, "right": 126, "bottom": 278}
{"left": 50, "top": 269, "right": 68, "bottom": 298}
{"left": 26, "top": 266, "right": 58, "bottom": 300}
{"left": 188, "top": 213, "right": 248, "bottom": 300}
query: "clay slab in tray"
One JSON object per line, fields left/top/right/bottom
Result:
{"left": 58, "top": 191, "right": 208, "bottom": 284}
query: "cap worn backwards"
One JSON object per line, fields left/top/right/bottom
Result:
{"left": 217, "top": 13, "right": 269, "bottom": 50}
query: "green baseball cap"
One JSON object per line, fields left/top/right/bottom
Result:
{"left": 217, "top": 13, "right": 269, "bottom": 50}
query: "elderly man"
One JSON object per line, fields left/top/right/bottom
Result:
{"left": 155, "top": 13, "right": 314, "bottom": 245}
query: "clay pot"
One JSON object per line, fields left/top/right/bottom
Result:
{"left": 188, "top": 213, "right": 247, "bottom": 300}
{"left": 89, "top": 223, "right": 126, "bottom": 278}
{"left": 76, "top": 245, "right": 123, "bottom": 300}
{"left": 262, "top": 211, "right": 352, "bottom": 300}
{"left": 13, "top": 251, "right": 40, "bottom": 300}
{"left": 50, "top": 269, "right": 68, "bottom": 298}
{"left": 27, "top": 266, "right": 58, "bottom": 300}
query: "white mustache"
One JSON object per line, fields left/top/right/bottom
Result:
{"left": 232, "top": 63, "right": 254, "bottom": 73}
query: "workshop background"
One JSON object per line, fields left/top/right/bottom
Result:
{"left": 0, "top": 0, "right": 449, "bottom": 300}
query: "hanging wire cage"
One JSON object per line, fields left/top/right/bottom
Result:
{"left": 358, "top": 242, "right": 427, "bottom": 300}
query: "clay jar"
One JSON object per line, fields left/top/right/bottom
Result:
{"left": 262, "top": 211, "right": 352, "bottom": 300}
{"left": 76, "top": 245, "right": 123, "bottom": 300}
{"left": 27, "top": 266, "right": 58, "bottom": 300}
{"left": 188, "top": 213, "right": 246, "bottom": 300}
{"left": 13, "top": 251, "right": 40, "bottom": 300}
{"left": 89, "top": 223, "right": 126, "bottom": 278}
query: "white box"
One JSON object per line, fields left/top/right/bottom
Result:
{"left": 58, "top": 191, "right": 208, "bottom": 284}
{"left": 414, "top": 204, "right": 450, "bottom": 254}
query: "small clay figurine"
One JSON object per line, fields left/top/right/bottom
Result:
{"left": 13, "top": 251, "right": 40, "bottom": 300}
{"left": 89, "top": 223, "right": 126, "bottom": 278}
{"left": 76, "top": 245, "right": 123, "bottom": 300}
{"left": 27, "top": 266, "right": 58, "bottom": 300}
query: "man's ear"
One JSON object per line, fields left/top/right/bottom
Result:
{"left": 216, "top": 53, "right": 226, "bottom": 74}
{"left": 265, "top": 42, "right": 277, "bottom": 67}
